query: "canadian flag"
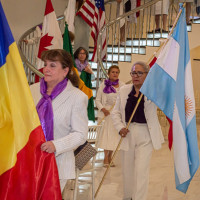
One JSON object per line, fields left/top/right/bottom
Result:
{"left": 36, "top": 0, "right": 63, "bottom": 81}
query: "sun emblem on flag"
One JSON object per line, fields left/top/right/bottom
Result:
{"left": 185, "top": 95, "right": 193, "bottom": 118}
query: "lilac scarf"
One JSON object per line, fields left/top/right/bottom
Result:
{"left": 75, "top": 58, "right": 88, "bottom": 72}
{"left": 36, "top": 78, "right": 68, "bottom": 141}
{"left": 103, "top": 79, "right": 119, "bottom": 94}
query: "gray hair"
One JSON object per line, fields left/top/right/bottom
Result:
{"left": 131, "top": 61, "right": 149, "bottom": 72}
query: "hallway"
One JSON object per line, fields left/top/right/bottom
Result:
{"left": 76, "top": 129, "right": 200, "bottom": 200}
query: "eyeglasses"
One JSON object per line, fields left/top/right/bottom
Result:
{"left": 130, "top": 71, "right": 147, "bottom": 77}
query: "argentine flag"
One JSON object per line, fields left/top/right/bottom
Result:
{"left": 140, "top": 6, "right": 199, "bottom": 193}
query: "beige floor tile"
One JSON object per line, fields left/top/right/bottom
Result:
{"left": 75, "top": 140, "right": 200, "bottom": 200}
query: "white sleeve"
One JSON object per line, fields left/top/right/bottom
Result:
{"left": 95, "top": 83, "right": 104, "bottom": 111}
{"left": 111, "top": 91, "right": 126, "bottom": 132}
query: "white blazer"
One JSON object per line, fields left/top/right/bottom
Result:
{"left": 111, "top": 84, "right": 164, "bottom": 151}
{"left": 30, "top": 80, "right": 88, "bottom": 180}
{"left": 96, "top": 81, "right": 125, "bottom": 119}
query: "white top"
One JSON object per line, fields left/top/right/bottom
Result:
{"left": 96, "top": 81, "right": 124, "bottom": 150}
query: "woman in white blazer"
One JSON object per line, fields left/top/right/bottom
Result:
{"left": 111, "top": 61, "right": 164, "bottom": 200}
{"left": 96, "top": 65, "right": 124, "bottom": 166}
{"left": 31, "top": 49, "right": 88, "bottom": 193}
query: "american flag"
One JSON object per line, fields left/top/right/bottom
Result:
{"left": 77, "top": 0, "right": 106, "bottom": 62}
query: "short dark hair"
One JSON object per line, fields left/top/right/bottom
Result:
{"left": 69, "top": 31, "right": 75, "bottom": 43}
{"left": 41, "top": 49, "right": 79, "bottom": 87}
{"left": 108, "top": 65, "right": 120, "bottom": 75}
{"left": 74, "top": 47, "right": 89, "bottom": 61}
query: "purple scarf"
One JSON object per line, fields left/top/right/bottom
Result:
{"left": 36, "top": 78, "right": 68, "bottom": 141}
{"left": 103, "top": 79, "right": 119, "bottom": 94}
{"left": 75, "top": 58, "right": 88, "bottom": 72}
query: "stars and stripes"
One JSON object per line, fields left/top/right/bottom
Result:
{"left": 77, "top": 0, "right": 106, "bottom": 62}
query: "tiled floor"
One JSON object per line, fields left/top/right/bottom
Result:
{"left": 73, "top": 129, "right": 200, "bottom": 200}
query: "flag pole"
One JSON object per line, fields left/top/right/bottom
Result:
{"left": 94, "top": 3, "right": 186, "bottom": 198}
{"left": 94, "top": 94, "right": 143, "bottom": 198}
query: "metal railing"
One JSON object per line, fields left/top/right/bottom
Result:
{"left": 96, "top": 0, "right": 196, "bottom": 89}
{"left": 18, "top": 15, "right": 64, "bottom": 84}
{"left": 18, "top": 1, "right": 118, "bottom": 84}
{"left": 18, "top": 0, "right": 196, "bottom": 85}
{"left": 97, "top": 0, "right": 164, "bottom": 87}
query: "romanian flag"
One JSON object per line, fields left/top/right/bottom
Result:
{"left": 0, "top": 3, "right": 62, "bottom": 200}
{"left": 63, "top": 23, "right": 95, "bottom": 121}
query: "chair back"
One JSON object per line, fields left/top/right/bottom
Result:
{"left": 87, "top": 123, "right": 104, "bottom": 146}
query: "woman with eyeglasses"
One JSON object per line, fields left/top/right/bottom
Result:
{"left": 74, "top": 47, "right": 95, "bottom": 121}
{"left": 96, "top": 65, "right": 125, "bottom": 167}
{"left": 74, "top": 47, "right": 95, "bottom": 78}
{"left": 112, "top": 61, "right": 164, "bottom": 200}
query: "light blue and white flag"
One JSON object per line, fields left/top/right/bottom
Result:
{"left": 140, "top": 6, "right": 199, "bottom": 193}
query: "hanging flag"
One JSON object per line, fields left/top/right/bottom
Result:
{"left": 63, "top": 23, "right": 95, "bottom": 121}
{"left": 136, "top": 0, "right": 141, "bottom": 17}
{"left": 76, "top": 0, "right": 96, "bottom": 27}
{"left": 76, "top": 0, "right": 106, "bottom": 62}
{"left": 0, "top": 2, "right": 62, "bottom": 199}
{"left": 64, "top": 0, "right": 76, "bottom": 33}
{"left": 140, "top": 6, "right": 199, "bottom": 193}
{"left": 36, "top": 0, "right": 63, "bottom": 81}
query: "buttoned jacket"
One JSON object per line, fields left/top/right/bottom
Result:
{"left": 30, "top": 80, "right": 88, "bottom": 180}
{"left": 111, "top": 84, "right": 164, "bottom": 151}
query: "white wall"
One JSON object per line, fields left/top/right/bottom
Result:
{"left": 1, "top": 0, "right": 67, "bottom": 42}
{"left": 118, "top": 24, "right": 200, "bottom": 86}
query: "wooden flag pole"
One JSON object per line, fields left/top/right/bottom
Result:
{"left": 94, "top": 94, "right": 143, "bottom": 198}
{"left": 94, "top": 3, "right": 185, "bottom": 198}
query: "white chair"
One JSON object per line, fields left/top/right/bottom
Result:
{"left": 73, "top": 123, "right": 104, "bottom": 200}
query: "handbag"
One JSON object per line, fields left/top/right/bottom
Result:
{"left": 74, "top": 141, "right": 97, "bottom": 170}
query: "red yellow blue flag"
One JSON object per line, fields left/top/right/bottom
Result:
{"left": 0, "top": 2, "right": 62, "bottom": 199}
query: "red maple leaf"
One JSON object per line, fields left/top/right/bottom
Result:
{"left": 37, "top": 33, "right": 53, "bottom": 58}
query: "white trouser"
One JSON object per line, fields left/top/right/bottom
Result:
{"left": 121, "top": 123, "right": 153, "bottom": 200}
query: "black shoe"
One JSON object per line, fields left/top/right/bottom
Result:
{"left": 162, "top": 29, "right": 168, "bottom": 33}
{"left": 148, "top": 28, "right": 160, "bottom": 33}
{"left": 155, "top": 28, "right": 161, "bottom": 33}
